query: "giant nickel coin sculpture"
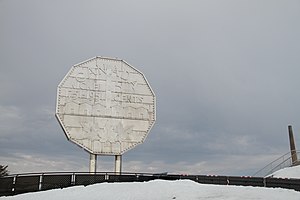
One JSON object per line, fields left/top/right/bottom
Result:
{"left": 56, "top": 57, "right": 156, "bottom": 173}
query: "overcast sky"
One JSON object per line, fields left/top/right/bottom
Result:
{"left": 1, "top": 0, "right": 300, "bottom": 176}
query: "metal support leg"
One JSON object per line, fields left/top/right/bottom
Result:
{"left": 115, "top": 155, "right": 122, "bottom": 175}
{"left": 89, "top": 154, "right": 97, "bottom": 174}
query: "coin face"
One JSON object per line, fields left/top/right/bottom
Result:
{"left": 56, "top": 57, "right": 156, "bottom": 155}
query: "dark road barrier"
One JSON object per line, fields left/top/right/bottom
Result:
{"left": 1, "top": 172, "right": 300, "bottom": 197}
{"left": 265, "top": 178, "right": 300, "bottom": 191}
{"left": 196, "top": 175, "right": 228, "bottom": 185}
{"left": 75, "top": 174, "right": 106, "bottom": 186}
{"left": 0, "top": 177, "right": 14, "bottom": 196}
{"left": 41, "top": 175, "right": 72, "bottom": 191}
{"left": 228, "top": 176, "right": 264, "bottom": 187}
{"left": 108, "top": 175, "right": 137, "bottom": 182}
{"left": 14, "top": 176, "right": 40, "bottom": 195}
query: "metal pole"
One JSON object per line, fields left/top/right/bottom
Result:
{"left": 89, "top": 154, "right": 97, "bottom": 174}
{"left": 115, "top": 155, "right": 122, "bottom": 174}
{"left": 288, "top": 125, "right": 298, "bottom": 165}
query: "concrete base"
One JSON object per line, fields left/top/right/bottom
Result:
{"left": 115, "top": 155, "right": 122, "bottom": 175}
{"left": 89, "top": 154, "right": 97, "bottom": 174}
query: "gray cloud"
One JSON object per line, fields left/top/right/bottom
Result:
{"left": 1, "top": 0, "right": 300, "bottom": 176}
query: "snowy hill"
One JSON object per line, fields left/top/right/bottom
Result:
{"left": 1, "top": 179, "right": 300, "bottom": 200}
{"left": 270, "top": 165, "right": 300, "bottom": 179}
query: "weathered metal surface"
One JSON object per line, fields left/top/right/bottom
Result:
{"left": 56, "top": 57, "right": 156, "bottom": 155}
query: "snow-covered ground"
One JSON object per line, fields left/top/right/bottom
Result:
{"left": 270, "top": 165, "right": 300, "bottom": 179}
{"left": 1, "top": 179, "right": 300, "bottom": 200}
{"left": 2, "top": 166, "right": 300, "bottom": 200}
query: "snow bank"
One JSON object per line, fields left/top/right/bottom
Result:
{"left": 1, "top": 179, "right": 299, "bottom": 200}
{"left": 271, "top": 165, "right": 300, "bottom": 179}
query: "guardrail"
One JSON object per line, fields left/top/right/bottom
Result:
{"left": 1, "top": 172, "right": 300, "bottom": 197}
{"left": 253, "top": 151, "right": 300, "bottom": 177}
